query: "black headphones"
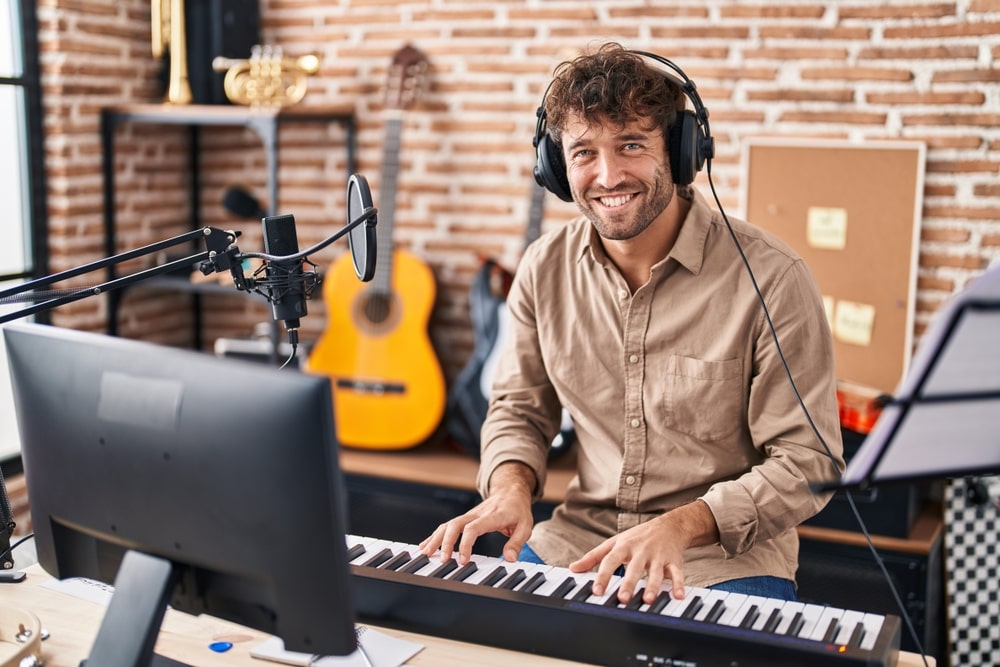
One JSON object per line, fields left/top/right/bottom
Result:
{"left": 532, "top": 50, "right": 715, "bottom": 203}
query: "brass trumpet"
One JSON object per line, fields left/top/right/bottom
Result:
{"left": 151, "top": 0, "right": 192, "bottom": 104}
{"left": 213, "top": 45, "right": 320, "bottom": 108}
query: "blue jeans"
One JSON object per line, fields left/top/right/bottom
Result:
{"left": 517, "top": 543, "right": 796, "bottom": 601}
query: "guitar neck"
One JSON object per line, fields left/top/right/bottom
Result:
{"left": 524, "top": 181, "right": 546, "bottom": 250}
{"left": 374, "top": 115, "right": 402, "bottom": 294}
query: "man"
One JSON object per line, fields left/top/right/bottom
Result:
{"left": 420, "top": 43, "right": 843, "bottom": 607}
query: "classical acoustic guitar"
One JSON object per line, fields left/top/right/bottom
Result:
{"left": 307, "top": 44, "right": 445, "bottom": 450}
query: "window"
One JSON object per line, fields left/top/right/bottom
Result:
{"left": 1, "top": 0, "right": 46, "bottom": 463}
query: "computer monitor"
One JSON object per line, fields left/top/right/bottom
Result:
{"left": 3, "top": 322, "right": 357, "bottom": 665}
{"left": 819, "top": 263, "right": 1000, "bottom": 491}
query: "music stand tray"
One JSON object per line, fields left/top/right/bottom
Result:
{"left": 818, "top": 263, "right": 1000, "bottom": 491}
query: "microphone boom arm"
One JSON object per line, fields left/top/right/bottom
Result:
{"left": 0, "top": 226, "right": 244, "bottom": 325}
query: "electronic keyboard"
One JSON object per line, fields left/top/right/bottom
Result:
{"left": 346, "top": 535, "right": 903, "bottom": 666}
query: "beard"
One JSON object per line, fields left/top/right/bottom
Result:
{"left": 575, "top": 164, "right": 675, "bottom": 241}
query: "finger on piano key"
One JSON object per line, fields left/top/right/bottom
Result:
{"left": 581, "top": 575, "right": 623, "bottom": 606}
{"left": 454, "top": 555, "right": 498, "bottom": 585}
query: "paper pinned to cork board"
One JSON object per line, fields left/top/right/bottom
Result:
{"left": 740, "top": 138, "right": 925, "bottom": 395}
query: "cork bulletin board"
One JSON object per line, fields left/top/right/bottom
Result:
{"left": 740, "top": 138, "right": 925, "bottom": 394}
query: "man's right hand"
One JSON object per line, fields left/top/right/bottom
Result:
{"left": 418, "top": 461, "right": 536, "bottom": 565}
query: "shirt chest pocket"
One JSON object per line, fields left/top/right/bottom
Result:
{"left": 661, "top": 355, "right": 744, "bottom": 442}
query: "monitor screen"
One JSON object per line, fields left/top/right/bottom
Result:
{"left": 3, "top": 322, "right": 357, "bottom": 663}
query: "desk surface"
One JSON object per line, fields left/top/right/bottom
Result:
{"left": 2, "top": 565, "right": 933, "bottom": 667}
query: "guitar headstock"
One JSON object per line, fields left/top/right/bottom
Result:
{"left": 385, "top": 44, "right": 429, "bottom": 113}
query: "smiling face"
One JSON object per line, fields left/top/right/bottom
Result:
{"left": 563, "top": 113, "right": 675, "bottom": 241}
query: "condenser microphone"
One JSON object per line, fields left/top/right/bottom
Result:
{"left": 261, "top": 214, "right": 308, "bottom": 334}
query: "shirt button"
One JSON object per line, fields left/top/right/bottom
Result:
{"left": 625, "top": 475, "right": 637, "bottom": 486}
{"left": 629, "top": 354, "right": 639, "bottom": 363}
{"left": 618, "top": 289, "right": 629, "bottom": 299}
{"left": 630, "top": 418, "right": 640, "bottom": 428}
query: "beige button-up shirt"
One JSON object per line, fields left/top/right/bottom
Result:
{"left": 477, "top": 187, "right": 844, "bottom": 589}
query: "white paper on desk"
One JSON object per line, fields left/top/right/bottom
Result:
{"left": 41, "top": 576, "right": 115, "bottom": 607}
{"left": 250, "top": 626, "right": 423, "bottom": 667}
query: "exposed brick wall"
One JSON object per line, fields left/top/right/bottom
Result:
{"left": 38, "top": 0, "right": 1000, "bottom": 386}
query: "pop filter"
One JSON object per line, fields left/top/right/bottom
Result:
{"left": 347, "top": 174, "right": 377, "bottom": 282}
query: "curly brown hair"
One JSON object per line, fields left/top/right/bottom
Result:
{"left": 543, "top": 43, "right": 686, "bottom": 147}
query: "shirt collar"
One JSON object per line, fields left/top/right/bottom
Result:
{"left": 574, "top": 186, "right": 714, "bottom": 274}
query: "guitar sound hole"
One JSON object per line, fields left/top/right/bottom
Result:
{"left": 363, "top": 293, "right": 394, "bottom": 326}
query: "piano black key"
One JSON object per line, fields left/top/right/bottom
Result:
{"left": 346, "top": 543, "right": 366, "bottom": 562}
{"left": 647, "top": 590, "right": 672, "bottom": 614}
{"left": 520, "top": 572, "right": 546, "bottom": 594}
{"left": 571, "top": 581, "right": 594, "bottom": 602}
{"left": 449, "top": 561, "right": 479, "bottom": 582}
{"left": 785, "top": 611, "right": 805, "bottom": 637}
{"left": 379, "top": 550, "right": 412, "bottom": 571}
{"left": 822, "top": 618, "right": 841, "bottom": 643}
{"left": 361, "top": 547, "right": 394, "bottom": 568}
{"left": 762, "top": 607, "right": 783, "bottom": 633}
{"left": 480, "top": 566, "right": 508, "bottom": 587}
{"left": 499, "top": 569, "right": 527, "bottom": 590}
{"left": 548, "top": 576, "right": 577, "bottom": 599}
{"left": 739, "top": 605, "right": 761, "bottom": 629}
{"left": 848, "top": 622, "right": 866, "bottom": 648}
{"left": 400, "top": 553, "right": 431, "bottom": 574}
{"left": 624, "top": 589, "right": 646, "bottom": 611}
{"left": 704, "top": 599, "right": 726, "bottom": 624}
{"left": 680, "top": 596, "right": 704, "bottom": 620}
{"left": 430, "top": 559, "right": 459, "bottom": 578}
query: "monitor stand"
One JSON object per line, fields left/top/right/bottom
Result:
{"left": 81, "top": 549, "right": 192, "bottom": 667}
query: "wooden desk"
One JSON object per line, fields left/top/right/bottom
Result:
{"left": 2, "top": 565, "right": 933, "bottom": 667}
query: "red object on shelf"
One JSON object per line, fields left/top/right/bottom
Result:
{"left": 836, "top": 381, "right": 889, "bottom": 435}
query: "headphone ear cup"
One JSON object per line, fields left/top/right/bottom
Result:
{"left": 668, "top": 110, "right": 703, "bottom": 186}
{"left": 534, "top": 133, "right": 574, "bottom": 203}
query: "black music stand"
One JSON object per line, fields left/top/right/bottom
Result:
{"left": 817, "top": 263, "right": 1000, "bottom": 492}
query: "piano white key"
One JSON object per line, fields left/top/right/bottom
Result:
{"left": 750, "top": 597, "right": 788, "bottom": 633}
{"left": 724, "top": 595, "right": 768, "bottom": 629}
{"left": 348, "top": 536, "right": 386, "bottom": 564}
{"left": 689, "top": 589, "right": 731, "bottom": 622}
{"left": 457, "top": 554, "right": 500, "bottom": 585}
{"left": 711, "top": 593, "right": 748, "bottom": 627}
{"left": 658, "top": 587, "right": 711, "bottom": 619}
{"left": 808, "top": 606, "right": 846, "bottom": 643}
{"left": 833, "top": 609, "right": 867, "bottom": 646}
{"left": 773, "top": 601, "right": 804, "bottom": 636}
{"left": 859, "top": 613, "right": 886, "bottom": 651}
{"left": 581, "top": 574, "right": 623, "bottom": 605}
{"left": 796, "top": 603, "right": 830, "bottom": 641}
{"left": 512, "top": 563, "right": 555, "bottom": 593}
